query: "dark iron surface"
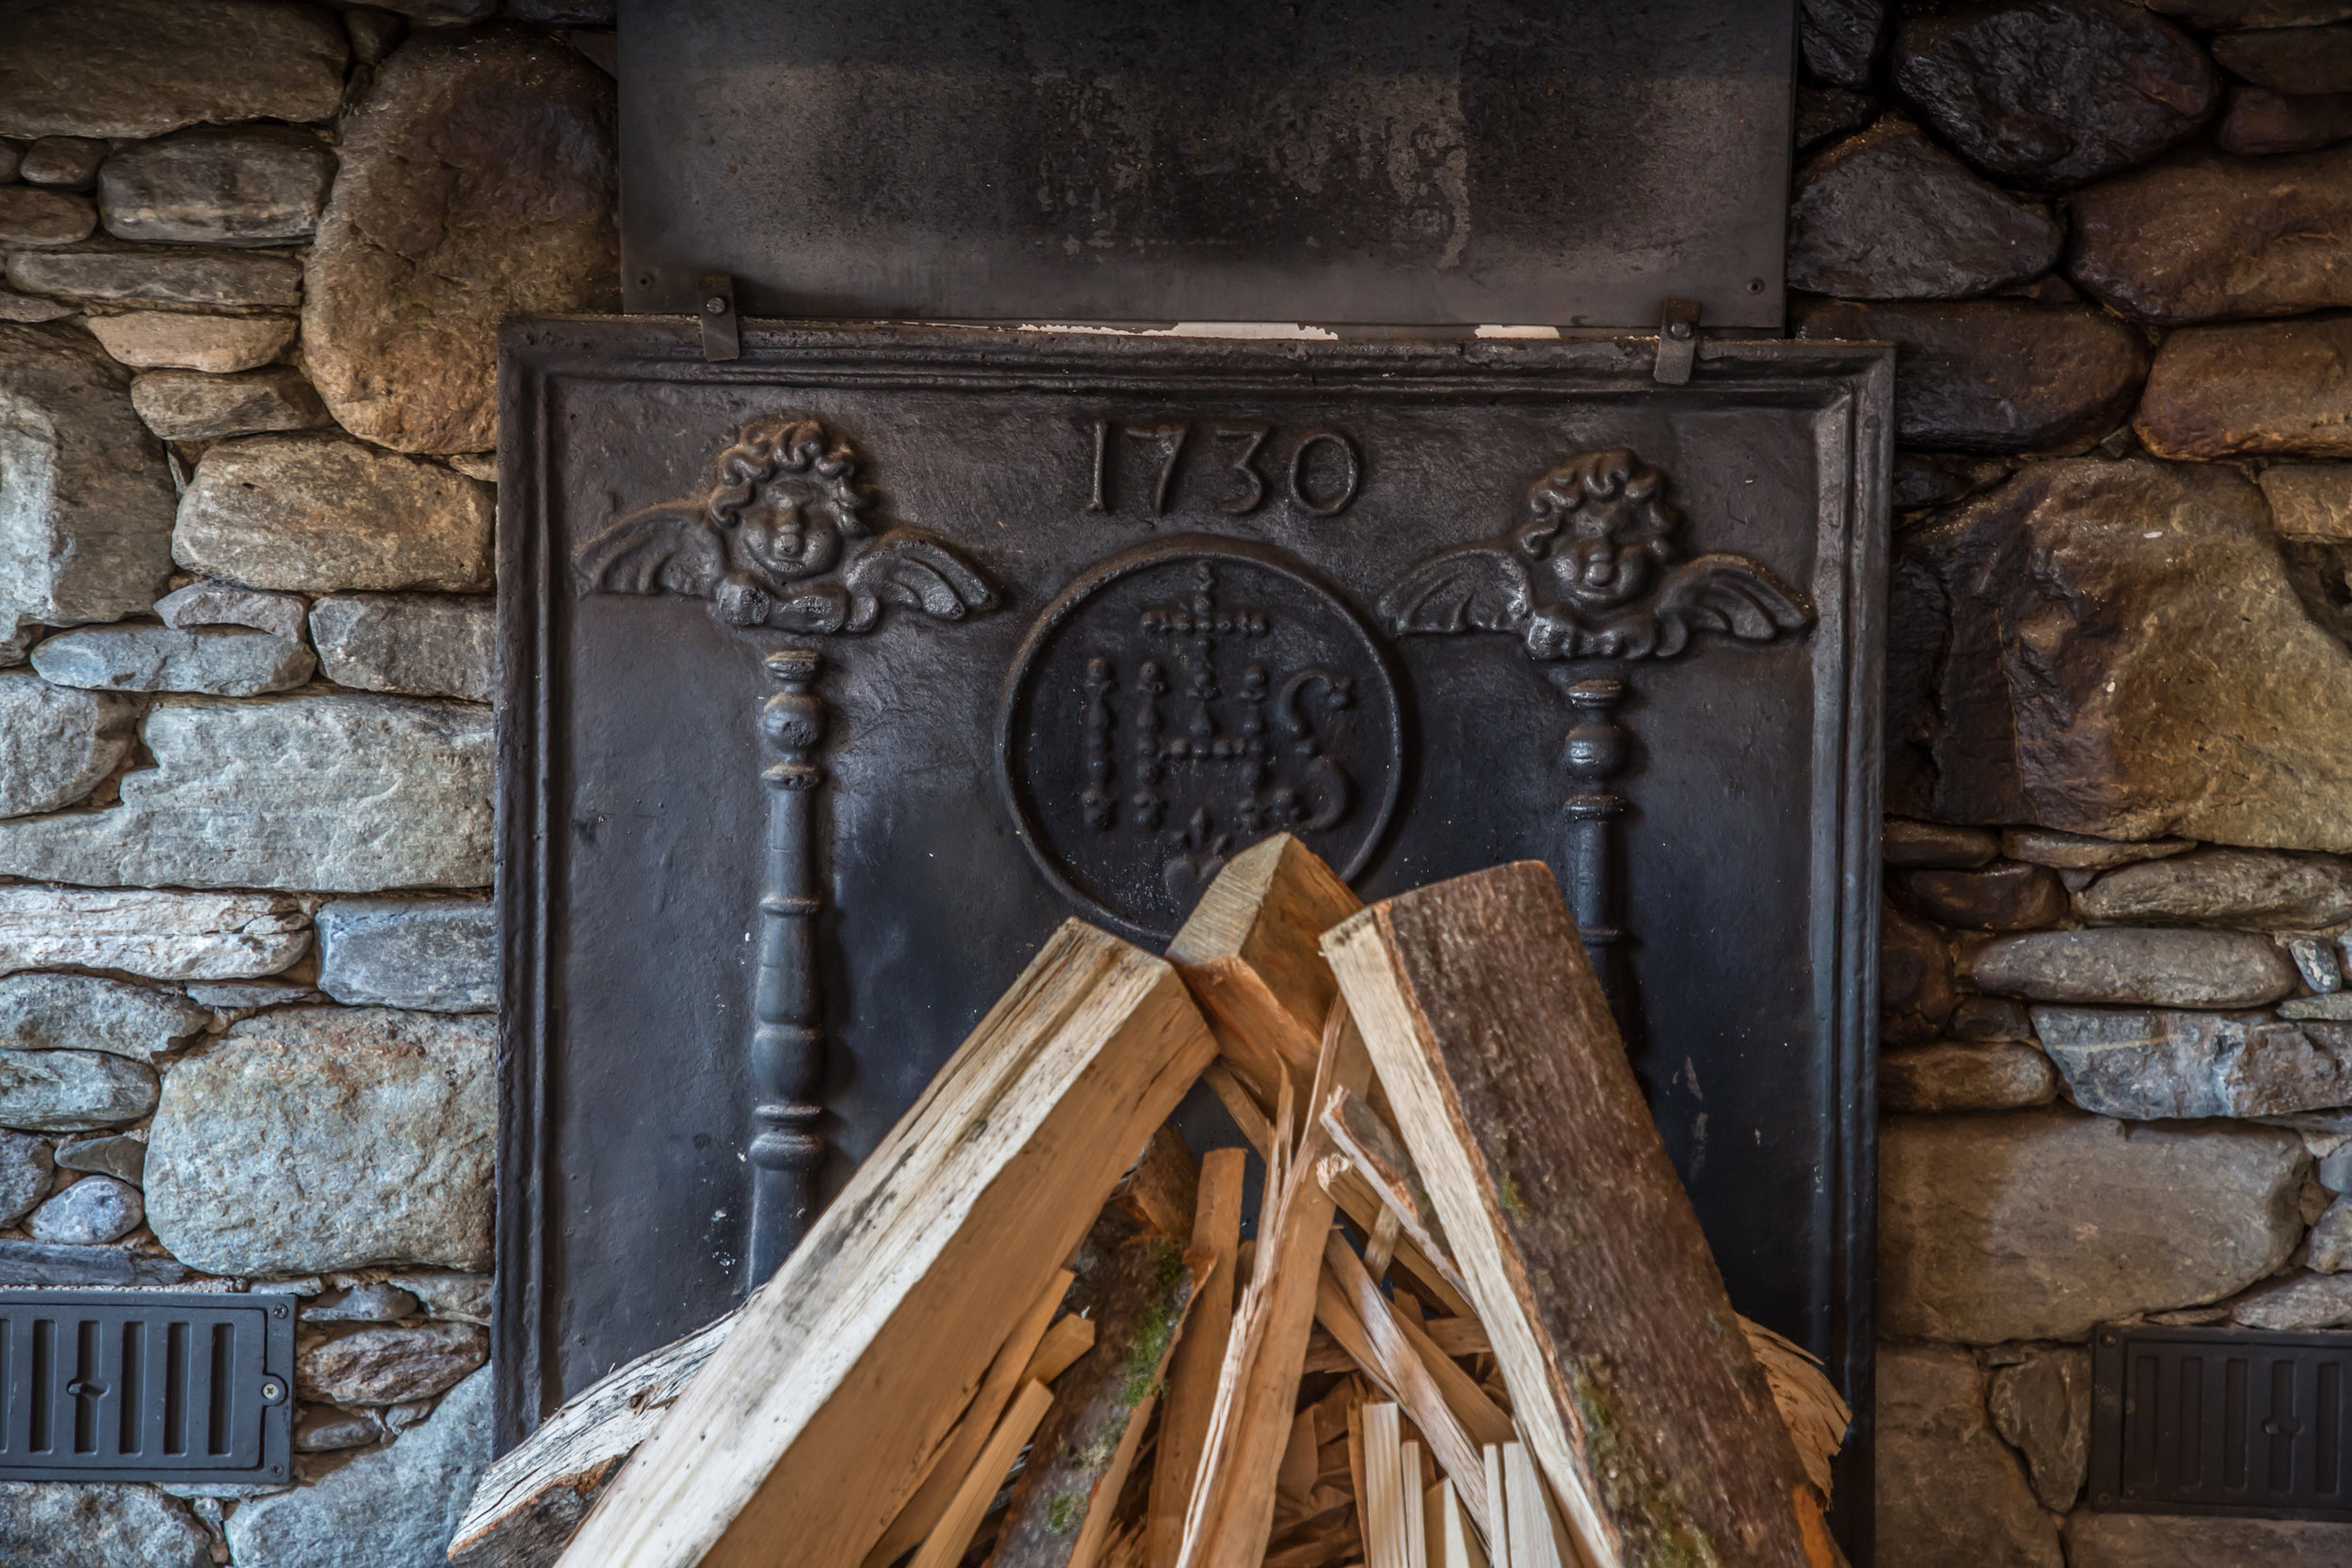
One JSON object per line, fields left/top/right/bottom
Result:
{"left": 0, "top": 1291, "right": 294, "bottom": 1483}
{"left": 2092, "top": 1323, "right": 2352, "bottom": 1521}
{"left": 496, "top": 319, "right": 1889, "bottom": 1550}
{"left": 617, "top": 0, "right": 1796, "bottom": 329}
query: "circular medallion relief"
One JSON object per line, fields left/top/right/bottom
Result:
{"left": 1000, "top": 537, "right": 1403, "bottom": 941}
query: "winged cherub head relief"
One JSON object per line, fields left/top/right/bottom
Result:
{"left": 1379, "top": 448, "right": 1814, "bottom": 661}
{"left": 572, "top": 417, "right": 996, "bottom": 635}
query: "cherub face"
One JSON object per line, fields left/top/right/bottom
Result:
{"left": 1545, "top": 500, "right": 1666, "bottom": 611}
{"left": 732, "top": 480, "right": 846, "bottom": 586}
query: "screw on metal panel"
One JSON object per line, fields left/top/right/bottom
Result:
{"left": 260, "top": 1380, "right": 284, "bottom": 1402}
{"left": 272, "top": 1303, "right": 288, "bottom": 1318}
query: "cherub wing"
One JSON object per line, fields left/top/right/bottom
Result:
{"left": 837, "top": 528, "right": 999, "bottom": 633}
{"left": 1376, "top": 544, "right": 1536, "bottom": 637}
{"left": 1646, "top": 553, "right": 1816, "bottom": 657}
{"left": 571, "top": 501, "right": 729, "bottom": 599}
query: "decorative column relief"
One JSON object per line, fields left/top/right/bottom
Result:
{"left": 750, "top": 647, "right": 828, "bottom": 1282}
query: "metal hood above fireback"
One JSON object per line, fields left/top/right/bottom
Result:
{"left": 616, "top": 0, "right": 1798, "bottom": 328}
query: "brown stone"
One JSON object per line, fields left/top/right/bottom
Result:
{"left": 1886, "top": 458, "right": 2352, "bottom": 850}
{"left": 84, "top": 312, "right": 297, "bottom": 373}
{"left": 2078, "top": 847, "right": 2352, "bottom": 927}
{"left": 2071, "top": 148, "right": 2352, "bottom": 325}
{"left": 0, "top": 0, "right": 348, "bottom": 141}
{"left": 0, "top": 188, "right": 96, "bottom": 248}
{"left": 2217, "top": 86, "right": 2352, "bottom": 153}
{"left": 1952, "top": 995, "right": 2038, "bottom": 1042}
{"left": 1905, "top": 862, "right": 2068, "bottom": 930}
{"left": 1885, "top": 817, "right": 2000, "bottom": 869}
{"left": 2000, "top": 828, "right": 2194, "bottom": 872}
{"left": 2139, "top": 318, "right": 2352, "bottom": 459}
{"left": 2261, "top": 464, "right": 2352, "bottom": 539}
{"left": 1793, "top": 297, "right": 2146, "bottom": 453}
{"left": 1987, "top": 1346, "right": 2091, "bottom": 1512}
{"left": 96, "top": 126, "right": 337, "bottom": 247}
{"left": 1881, "top": 1109, "right": 2307, "bottom": 1341}
{"left": 19, "top": 139, "right": 106, "bottom": 191}
{"left": 1795, "top": 86, "right": 1877, "bottom": 151}
{"left": 297, "top": 1323, "right": 486, "bottom": 1405}
{"left": 2142, "top": 0, "right": 2352, "bottom": 24}
{"left": 1891, "top": 451, "right": 2013, "bottom": 511}
{"left": 131, "top": 368, "right": 327, "bottom": 443}
{"left": 1973, "top": 929, "right": 2299, "bottom": 1007}
{"left": 2068, "top": 1513, "right": 2352, "bottom": 1568}
{"left": 1875, "top": 1345, "right": 2062, "bottom": 1568}
{"left": 1882, "top": 1041, "right": 2059, "bottom": 1112}
{"left": 304, "top": 25, "right": 617, "bottom": 454}
{"left": 1883, "top": 900, "right": 1956, "bottom": 1046}
{"left": 1891, "top": 0, "right": 2216, "bottom": 189}
{"left": 2214, "top": 21, "right": 2352, "bottom": 92}
{"left": 1788, "top": 118, "right": 2061, "bottom": 301}
{"left": 6, "top": 246, "right": 302, "bottom": 310}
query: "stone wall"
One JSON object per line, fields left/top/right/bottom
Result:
{"left": 1804, "top": 2, "right": 2352, "bottom": 1564}
{"left": 0, "top": 2, "right": 613, "bottom": 1563}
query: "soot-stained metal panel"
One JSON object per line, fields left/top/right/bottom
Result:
{"left": 497, "top": 320, "right": 1888, "bottom": 1549}
{"left": 617, "top": 0, "right": 1797, "bottom": 328}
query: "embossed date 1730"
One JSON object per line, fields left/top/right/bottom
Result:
{"left": 1087, "top": 419, "right": 1361, "bottom": 518}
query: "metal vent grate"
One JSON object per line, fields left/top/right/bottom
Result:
{"left": 2091, "top": 1323, "right": 2352, "bottom": 1520}
{"left": 0, "top": 1291, "right": 294, "bottom": 1483}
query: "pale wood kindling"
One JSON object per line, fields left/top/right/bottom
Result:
{"left": 1325, "top": 863, "right": 1827, "bottom": 1568}
{"left": 552, "top": 921, "right": 1216, "bottom": 1568}
{"left": 1147, "top": 1148, "right": 1248, "bottom": 1568}
{"left": 910, "top": 1381, "right": 1057, "bottom": 1568}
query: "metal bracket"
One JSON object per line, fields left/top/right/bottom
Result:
{"left": 1653, "top": 298, "right": 1700, "bottom": 386}
{"left": 699, "top": 274, "right": 740, "bottom": 362}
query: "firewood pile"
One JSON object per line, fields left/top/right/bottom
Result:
{"left": 452, "top": 840, "right": 1851, "bottom": 1568}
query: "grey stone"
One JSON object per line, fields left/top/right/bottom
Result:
{"left": 1881, "top": 1109, "right": 2307, "bottom": 1341}
{"left": 2322, "top": 1145, "right": 2352, "bottom": 1192}
{"left": 1788, "top": 117, "right": 2061, "bottom": 300}
{"left": 0, "top": 972, "right": 208, "bottom": 1059}
{"left": 305, "top": 1281, "right": 420, "bottom": 1323}
{"left": 387, "top": 1271, "right": 488, "bottom": 1324}
{"left": 1974, "top": 929, "right": 2300, "bottom": 1008}
{"left": 0, "top": 1481, "right": 209, "bottom": 1568}
{"left": 1893, "top": 448, "right": 2027, "bottom": 507}
{"left": 1882, "top": 1041, "right": 2058, "bottom": 1112}
{"left": 1904, "top": 861, "right": 2067, "bottom": 930}
{"left": 84, "top": 310, "right": 296, "bottom": 372}
{"left": 130, "top": 366, "right": 327, "bottom": 441}
{"left": 383, "top": 1398, "right": 435, "bottom": 1430}
{"left": 183, "top": 979, "right": 322, "bottom": 1016}
{"left": 310, "top": 594, "right": 493, "bottom": 702}
{"left": 0, "top": 672, "right": 137, "bottom": 817}
{"left": 32, "top": 624, "right": 314, "bottom": 697}
{"left": 296, "top": 1404, "right": 382, "bottom": 1452}
{"left": 2001, "top": 828, "right": 2195, "bottom": 872}
{"left": 2139, "top": 317, "right": 2352, "bottom": 460}
{"left": 1987, "top": 1345, "right": 2091, "bottom": 1513}
{"left": 0, "top": 185, "right": 96, "bottom": 246}
{"left": 2232, "top": 1269, "right": 2352, "bottom": 1328}
{"left": 0, "top": 695, "right": 492, "bottom": 893}
{"left": 20, "top": 138, "right": 105, "bottom": 189}
{"left": 299, "top": 1322, "right": 485, "bottom": 1404}
{"left": 174, "top": 435, "right": 493, "bottom": 593}
{"left": 443, "top": 453, "right": 496, "bottom": 483}
{"left": 146, "top": 1007, "right": 492, "bottom": 1275}
{"left": 0, "top": 291, "right": 74, "bottom": 324}
{"left": 2078, "top": 847, "right": 2352, "bottom": 927}
{"left": 1875, "top": 1344, "right": 2061, "bottom": 1568}
{"left": 0, "top": 0, "right": 347, "bottom": 141}
{"left": 2286, "top": 935, "right": 2344, "bottom": 992}
{"left": 1883, "top": 900, "right": 1956, "bottom": 1046}
{"left": 0, "top": 324, "right": 177, "bottom": 627}
{"left": 0, "top": 621, "right": 33, "bottom": 669}
{"left": 98, "top": 126, "right": 335, "bottom": 246}
{"left": 2067, "top": 1512, "right": 2352, "bottom": 1568}
{"left": 2073, "top": 147, "right": 2352, "bottom": 325}
{"left": 29, "top": 1174, "right": 142, "bottom": 1243}
{"left": 2036, "top": 1006, "right": 2352, "bottom": 1118}
{"left": 1801, "top": 0, "right": 1884, "bottom": 89}
{"left": 6, "top": 245, "right": 303, "bottom": 309}
{"left": 226, "top": 1366, "right": 490, "bottom": 1568}
{"left": 1890, "top": 0, "right": 2215, "bottom": 189}
{"left": 2217, "top": 85, "right": 2352, "bottom": 155}
{"left": 0, "top": 1239, "right": 189, "bottom": 1289}
{"left": 0, "top": 886, "right": 309, "bottom": 979}
{"left": 1884, "top": 817, "right": 1998, "bottom": 869}
{"left": 316, "top": 897, "right": 495, "bottom": 1013}
{"left": 1793, "top": 297, "right": 2147, "bottom": 453}
{"left": 2261, "top": 463, "right": 2352, "bottom": 540}
{"left": 306, "top": 25, "right": 617, "bottom": 453}
{"left": 154, "top": 579, "right": 309, "bottom": 641}
{"left": 2284, "top": 993, "right": 2352, "bottom": 1020}
{"left": 1796, "top": 85, "right": 1877, "bottom": 150}
{"left": 55, "top": 1133, "right": 144, "bottom": 1186}
{"left": 370, "top": 0, "right": 498, "bottom": 15}
{"left": 2309, "top": 1195, "right": 2352, "bottom": 1269}
{"left": 0, "top": 1050, "right": 158, "bottom": 1132}
{"left": 0, "top": 1132, "right": 53, "bottom": 1227}
{"left": 1887, "top": 459, "right": 2352, "bottom": 850}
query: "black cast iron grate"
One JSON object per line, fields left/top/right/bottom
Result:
{"left": 2091, "top": 1323, "right": 2352, "bottom": 1520}
{"left": 0, "top": 1291, "right": 294, "bottom": 1483}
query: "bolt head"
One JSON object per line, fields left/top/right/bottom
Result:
{"left": 705, "top": 296, "right": 728, "bottom": 314}
{"left": 1667, "top": 321, "right": 1692, "bottom": 340}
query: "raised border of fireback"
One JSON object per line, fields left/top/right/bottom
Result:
{"left": 494, "top": 319, "right": 1892, "bottom": 1556}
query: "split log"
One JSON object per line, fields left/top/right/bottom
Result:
{"left": 449, "top": 1307, "right": 739, "bottom": 1567}
{"left": 1327, "top": 863, "right": 1831, "bottom": 1568}
{"left": 1146, "top": 1148, "right": 1247, "bottom": 1568}
{"left": 991, "top": 1231, "right": 1206, "bottom": 1568}
{"left": 554, "top": 920, "right": 1216, "bottom": 1568}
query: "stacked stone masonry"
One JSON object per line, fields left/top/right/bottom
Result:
{"left": 0, "top": 2, "right": 611, "bottom": 1561}
{"left": 1836, "top": 3, "right": 2352, "bottom": 1560}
